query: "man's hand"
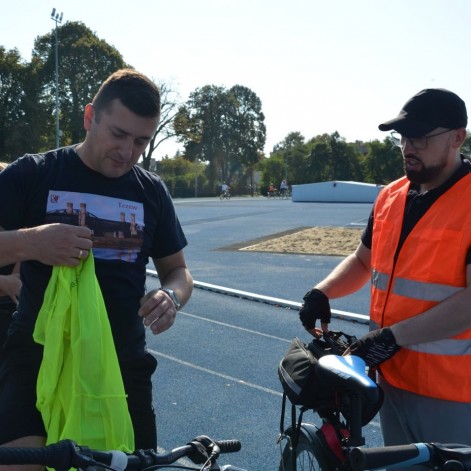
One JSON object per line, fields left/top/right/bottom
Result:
{"left": 139, "top": 289, "right": 177, "bottom": 335}
{"left": 21, "top": 224, "right": 93, "bottom": 266}
{"left": 0, "top": 273, "right": 21, "bottom": 303}
{"left": 345, "top": 327, "right": 401, "bottom": 368}
{"left": 299, "top": 288, "right": 331, "bottom": 336}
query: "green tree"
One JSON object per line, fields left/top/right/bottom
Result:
{"left": 174, "top": 84, "right": 265, "bottom": 193}
{"left": 325, "top": 132, "right": 362, "bottom": 181}
{"left": 157, "top": 155, "right": 201, "bottom": 198}
{"left": 174, "top": 85, "right": 225, "bottom": 190}
{"left": 259, "top": 153, "right": 284, "bottom": 194}
{"left": 269, "top": 132, "right": 306, "bottom": 184}
{"left": 0, "top": 47, "right": 48, "bottom": 160}
{"left": 223, "top": 85, "right": 266, "bottom": 179}
{"left": 305, "top": 132, "right": 364, "bottom": 182}
{"left": 362, "top": 138, "right": 404, "bottom": 184}
{"left": 273, "top": 131, "right": 305, "bottom": 153}
{"left": 32, "top": 21, "right": 128, "bottom": 146}
{"left": 307, "top": 140, "right": 331, "bottom": 182}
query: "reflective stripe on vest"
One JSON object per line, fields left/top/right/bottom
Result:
{"left": 369, "top": 319, "right": 471, "bottom": 356}
{"left": 372, "top": 268, "right": 463, "bottom": 302}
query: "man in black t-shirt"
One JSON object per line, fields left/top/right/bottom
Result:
{"left": 0, "top": 69, "right": 193, "bottom": 458}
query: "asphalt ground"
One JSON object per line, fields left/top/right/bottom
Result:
{"left": 145, "top": 196, "right": 381, "bottom": 470}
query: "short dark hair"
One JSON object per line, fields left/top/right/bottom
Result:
{"left": 92, "top": 69, "right": 161, "bottom": 122}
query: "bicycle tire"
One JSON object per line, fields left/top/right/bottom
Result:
{"left": 279, "top": 429, "right": 332, "bottom": 471}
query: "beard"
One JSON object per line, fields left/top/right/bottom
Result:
{"left": 404, "top": 157, "right": 447, "bottom": 185}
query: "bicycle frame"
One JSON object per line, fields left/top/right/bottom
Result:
{"left": 277, "top": 342, "right": 380, "bottom": 471}
{"left": 278, "top": 391, "right": 369, "bottom": 471}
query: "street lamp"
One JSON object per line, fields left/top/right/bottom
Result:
{"left": 284, "top": 150, "right": 288, "bottom": 181}
{"left": 194, "top": 157, "right": 198, "bottom": 198}
{"left": 50, "top": 8, "right": 63, "bottom": 148}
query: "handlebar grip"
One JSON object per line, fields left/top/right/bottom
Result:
{"left": 349, "top": 443, "right": 431, "bottom": 471}
{"left": 216, "top": 440, "right": 242, "bottom": 454}
{"left": 0, "top": 440, "right": 80, "bottom": 468}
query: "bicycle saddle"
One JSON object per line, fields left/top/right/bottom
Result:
{"left": 315, "top": 355, "right": 379, "bottom": 406}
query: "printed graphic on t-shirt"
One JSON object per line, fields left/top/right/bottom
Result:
{"left": 45, "top": 190, "right": 144, "bottom": 262}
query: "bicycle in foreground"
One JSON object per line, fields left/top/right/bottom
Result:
{"left": 276, "top": 331, "right": 471, "bottom": 471}
{"left": 0, "top": 434, "right": 246, "bottom": 471}
{"left": 219, "top": 190, "right": 231, "bottom": 200}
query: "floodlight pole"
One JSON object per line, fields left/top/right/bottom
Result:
{"left": 50, "top": 8, "right": 63, "bottom": 148}
{"left": 284, "top": 150, "right": 288, "bottom": 181}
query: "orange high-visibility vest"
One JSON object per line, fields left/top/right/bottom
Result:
{"left": 371, "top": 174, "right": 471, "bottom": 402}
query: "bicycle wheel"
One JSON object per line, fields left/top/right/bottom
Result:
{"left": 278, "top": 429, "right": 333, "bottom": 471}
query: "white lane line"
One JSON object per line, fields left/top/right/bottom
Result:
{"left": 148, "top": 348, "right": 381, "bottom": 430}
{"left": 148, "top": 348, "right": 282, "bottom": 397}
{"left": 178, "top": 311, "right": 291, "bottom": 342}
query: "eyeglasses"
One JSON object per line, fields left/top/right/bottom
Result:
{"left": 390, "top": 129, "right": 452, "bottom": 150}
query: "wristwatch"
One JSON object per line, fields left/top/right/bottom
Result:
{"left": 159, "top": 287, "right": 181, "bottom": 310}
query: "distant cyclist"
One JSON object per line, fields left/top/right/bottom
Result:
{"left": 279, "top": 179, "right": 289, "bottom": 196}
{"left": 220, "top": 182, "right": 230, "bottom": 198}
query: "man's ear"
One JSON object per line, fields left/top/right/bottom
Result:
{"left": 454, "top": 127, "right": 468, "bottom": 149}
{"left": 83, "top": 104, "right": 95, "bottom": 131}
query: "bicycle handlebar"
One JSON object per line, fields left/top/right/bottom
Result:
{"left": 350, "top": 442, "right": 471, "bottom": 471}
{"left": 0, "top": 436, "right": 243, "bottom": 471}
{"left": 349, "top": 443, "right": 432, "bottom": 470}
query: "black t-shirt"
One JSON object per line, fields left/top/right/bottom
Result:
{"left": 362, "top": 158, "right": 471, "bottom": 263}
{"left": 0, "top": 264, "right": 16, "bottom": 308}
{"left": 0, "top": 146, "right": 187, "bottom": 358}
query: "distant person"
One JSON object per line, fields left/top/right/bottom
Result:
{"left": 298, "top": 88, "right": 471, "bottom": 454}
{"left": 267, "top": 182, "right": 276, "bottom": 196}
{"left": 0, "top": 69, "right": 194, "bottom": 460}
{"left": 0, "top": 162, "right": 21, "bottom": 348}
{"left": 221, "top": 181, "right": 229, "bottom": 194}
{"left": 279, "top": 179, "right": 288, "bottom": 195}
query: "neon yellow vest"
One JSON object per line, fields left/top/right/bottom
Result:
{"left": 33, "top": 254, "right": 134, "bottom": 451}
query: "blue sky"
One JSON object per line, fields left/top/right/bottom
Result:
{"left": 2, "top": 0, "right": 471, "bottom": 158}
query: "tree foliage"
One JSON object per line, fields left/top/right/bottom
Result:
{"left": 3, "top": 20, "right": 469, "bottom": 192}
{"left": 260, "top": 131, "right": 405, "bottom": 191}
{"left": 32, "top": 21, "right": 128, "bottom": 145}
{"left": 174, "top": 84, "right": 266, "bottom": 192}
{"left": 362, "top": 139, "right": 404, "bottom": 184}
{"left": 0, "top": 47, "right": 49, "bottom": 160}
{"left": 157, "top": 155, "right": 205, "bottom": 198}
{"left": 0, "top": 21, "right": 184, "bottom": 173}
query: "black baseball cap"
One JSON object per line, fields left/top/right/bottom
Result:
{"left": 378, "top": 88, "right": 467, "bottom": 137}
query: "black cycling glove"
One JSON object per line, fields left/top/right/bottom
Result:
{"left": 299, "top": 288, "right": 331, "bottom": 329}
{"left": 349, "top": 327, "right": 401, "bottom": 368}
